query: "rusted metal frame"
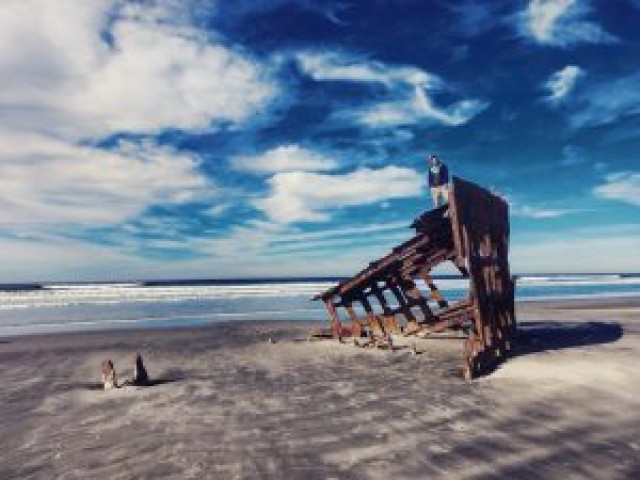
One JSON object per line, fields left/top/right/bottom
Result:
{"left": 336, "top": 259, "right": 400, "bottom": 302}
{"left": 489, "top": 232, "right": 511, "bottom": 354}
{"left": 358, "top": 294, "right": 385, "bottom": 338}
{"left": 494, "top": 229, "right": 516, "bottom": 343}
{"left": 384, "top": 277, "right": 420, "bottom": 331}
{"left": 487, "top": 201, "right": 512, "bottom": 357}
{"left": 420, "top": 303, "right": 474, "bottom": 335}
{"left": 369, "top": 282, "right": 392, "bottom": 315}
{"left": 312, "top": 177, "right": 515, "bottom": 379}
{"left": 463, "top": 230, "right": 490, "bottom": 377}
{"left": 410, "top": 203, "right": 449, "bottom": 231}
{"left": 369, "top": 282, "right": 401, "bottom": 334}
{"left": 401, "top": 247, "right": 453, "bottom": 278}
{"left": 463, "top": 192, "right": 511, "bottom": 376}
{"left": 344, "top": 302, "right": 364, "bottom": 338}
{"left": 396, "top": 274, "right": 435, "bottom": 324}
{"left": 323, "top": 297, "right": 343, "bottom": 338}
{"left": 335, "top": 233, "right": 436, "bottom": 298}
{"left": 480, "top": 232, "right": 500, "bottom": 357}
{"left": 314, "top": 230, "right": 440, "bottom": 302}
{"left": 418, "top": 269, "right": 449, "bottom": 309}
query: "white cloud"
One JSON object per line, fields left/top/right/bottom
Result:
{"left": 351, "top": 89, "right": 489, "bottom": 128}
{"left": 296, "top": 51, "right": 441, "bottom": 89}
{"left": 516, "top": 0, "right": 617, "bottom": 47}
{"left": 296, "top": 51, "right": 488, "bottom": 129}
{"left": 511, "top": 204, "right": 583, "bottom": 219}
{"left": 231, "top": 144, "right": 339, "bottom": 174}
{"left": 543, "top": 65, "right": 584, "bottom": 104}
{"left": 0, "top": 132, "right": 211, "bottom": 225}
{"left": 569, "top": 71, "right": 640, "bottom": 128}
{"left": 0, "top": 0, "right": 276, "bottom": 139}
{"left": 255, "top": 166, "right": 423, "bottom": 223}
{"left": 594, "top": 172, "right": 640, "bottom": 207}
{"left": 0, "top": 0, "right": 278, "bottom": 232}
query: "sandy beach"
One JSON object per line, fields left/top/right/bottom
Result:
{"left": 1, "top": 298, "right": 639, "bottom": 479}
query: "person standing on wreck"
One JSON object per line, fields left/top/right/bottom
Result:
{"left": 427, "top": 154, "right": 449, "bottom": 207}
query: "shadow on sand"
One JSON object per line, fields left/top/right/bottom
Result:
{"left": 514, "top": 321, "right": 623, "bottom": 356}
{"left": 471, "top": 321, "right": 624, "bottom": 378}
{"left": 61, "top": 369, "right": 189, "bottom": 392}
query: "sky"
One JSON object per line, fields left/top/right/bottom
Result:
{"left": 0, "top": 0, "right": 639, "bottom": 282}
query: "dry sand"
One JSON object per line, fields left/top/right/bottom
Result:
{"left": 1, "top": 298, "right": 639, "bottom": 479}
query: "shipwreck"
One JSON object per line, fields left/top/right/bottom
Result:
{"left": 311, "top": 177, "right": 516, "bottom": 379}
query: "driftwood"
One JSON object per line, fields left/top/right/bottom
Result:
{"left": 311, "top": 177, "right": 516, "bottom": 379}
{"left": 101, "top": 359, "right": 117, "bottom": 390}
{"left": 101, "top": 354, "right": 150, "bottom": 389}
{"left": 132, "top": 353, "right": 149, "bottom": 386}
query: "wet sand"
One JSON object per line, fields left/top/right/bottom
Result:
{"left": 1, "top": 298, "right": 639, "bottom": 479}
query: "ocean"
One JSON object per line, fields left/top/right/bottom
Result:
{"left": 1, "top": 274, "right": 639, "bottom": 337}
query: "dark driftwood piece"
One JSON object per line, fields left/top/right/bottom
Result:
{"left": 132, "top": 353, "right": 149, "bottom": 386}
{"left": 311, "top": 177, "right": 516, "bottom": 379}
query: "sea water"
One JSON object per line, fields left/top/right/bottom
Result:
{"left": 1, "top": 274, "right": 639, "bottom": 337}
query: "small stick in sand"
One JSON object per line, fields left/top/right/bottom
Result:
{"left": 132, "top": 353, "right": 149, "bottom": 386}
{"left": 101, "top": 359, "right": 117, "bottom": 390}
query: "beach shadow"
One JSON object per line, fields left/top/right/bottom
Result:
{"left": 125, "top": 368, "right": 189, "bottom": 388}
{"left": 513, "top": 321, "right": 623, "bottom": 356}
{"left": 56, "top": 369, "right": 190, "bottom": 393}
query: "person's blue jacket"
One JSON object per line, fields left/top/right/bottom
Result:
{"left": 428, "top": 163, "right": 449, "bottom": 187}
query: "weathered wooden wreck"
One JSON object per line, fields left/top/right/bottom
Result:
{"left": 311, "top": 177, "right": 516, "bottom": 379}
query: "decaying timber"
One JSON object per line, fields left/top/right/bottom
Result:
{"left": 311, "top": 177, "right": 516, "bottom": 379}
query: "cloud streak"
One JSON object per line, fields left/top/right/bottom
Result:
{"left": 231, "top": 145, "right": 339, "bottom": 174}
{"left": 593, "top": 172, "right": 640, "bottom": 207}
{"left": 516, "top": 0, "right": 617, "bottom": 47}
{"left": 295, "top": 50, "right": 488, "bottom": 129}
{"left": 569, "top": 71, "right": 640, "bottom": 128}
{"left": 543, "top": 65, "right": 584, "bottom": 104}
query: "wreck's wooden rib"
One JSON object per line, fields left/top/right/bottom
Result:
{"left": 311, "top": 177, "right": 516, "bottom": 379}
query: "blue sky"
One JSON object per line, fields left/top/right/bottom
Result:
{"left": 0, "top": 0, "right": 639, "bottom": 282}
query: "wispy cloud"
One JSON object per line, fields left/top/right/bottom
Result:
{"left": 231, "top": 144, "right": 338, "bottom": 174}
{"left": 295, "top": 51, "right": 441, "bottom": 89}
{"left": 351, "top": 86, "right": 489, "bottom": 128}
{"left": 295, "top": 50, "right": 488, "bottom": 129}
{"left": 593, "top": 172, "right": 640, "bottom": 207}
{"left": 255, "top": 166, "right": 423, "bottom": 223}
{"left": 507, "top": 195, "right": 586, "bottom": 219}
{"left": 0, "top": 133, "right": 211, "bottom": 226}
{"left": 543, "top": 65, "right": 584, "bottom": 104}
{"left": 515, "top": 0, "right": 617, "bottom": 47}
{"left": 511, "top": 203, "right": 584, "bottom": 219}
{"left": 569, "top": 71, "right": 640, "bottom": 128}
